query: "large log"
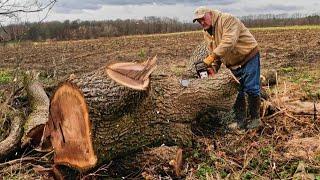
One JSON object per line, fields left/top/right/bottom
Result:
{"left": 44, "top": 42, "right": 240, "bottom": 170}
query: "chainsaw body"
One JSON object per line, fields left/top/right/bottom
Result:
{"left": 194, "top": 61, "right": 214, "bottom": 79}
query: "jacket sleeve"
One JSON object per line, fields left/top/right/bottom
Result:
{"left": 213, "top": 16, "right": 241, "bottom": 57}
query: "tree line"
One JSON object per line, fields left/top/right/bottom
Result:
{"left": 0, "top": 17, "right": 198, "bottom": 42}
{"left": 241, "top": 13, "right": 320, "bottom": 27}
{"left": 0, "top": 13, "right": 319, "bottom": 42}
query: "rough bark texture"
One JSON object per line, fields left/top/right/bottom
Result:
{"left": 0, "top": 115, "right": 23, "bottom": 160}
{"left": 186, "top": 41, "right": 211, "bottom": 78}
{"left": 22, "top": 71, "right": 50, "bottom": 147}
{"left": 0, "top": 72, "right": 49, "bottom": 160}
{"left": 42, "top": 42, "right": 239, "bottom": 170}
{"left": 64, "top": 42, "right": 239, "bottom": 165}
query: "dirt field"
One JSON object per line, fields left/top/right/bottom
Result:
{"left": 0, "top": 27, "right": 320, "bottom": 179}
{"left": 0, "top": 27, "right": 319, "bottom": 83}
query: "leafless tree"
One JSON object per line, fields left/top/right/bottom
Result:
{"left": 0, "top": 0, "right": 56, "bottom": 42}
{"left": 0, "top": 0, "right": 56, "bottom": 21}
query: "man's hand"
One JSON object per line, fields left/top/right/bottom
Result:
{"left": 203, "top": 54, "right": 217, "bottom": 65}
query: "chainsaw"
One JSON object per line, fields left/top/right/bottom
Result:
{"left": 194, "top": 60, "right": 215, "bottom": 79}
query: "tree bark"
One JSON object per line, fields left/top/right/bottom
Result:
{"left": 0, "top": 115, "right": 23, "bottom": 160}
{"left": 44, "top": 42, "right": 240, "bottom": 170}
{"left": 0, "top": 71, "right": 49, "bottom": 160}
{"left": 22, "top": 71, "right": 50, "bottom": 147}
{"left": 60, "top": 71, "right": 238, "bottom": 168}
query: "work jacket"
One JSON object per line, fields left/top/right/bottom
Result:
{"left": 203, "top": 9, "right": 258, "bottom": 69}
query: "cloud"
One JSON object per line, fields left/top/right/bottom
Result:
{"left": 25, "top": 0, "right": 317, "bottom": 24}
{"left": 54, "top": 0, "right": 238, "bottom": 13}
{"left": 245, "top": 4, "right": 302, "bottom": 13}
{"left": 121, "top": 0, "right": 238, "bottom": 6}
{"left": 55, "top": 0, "right": 103, "bottom": 13}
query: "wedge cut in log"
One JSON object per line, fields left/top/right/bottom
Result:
{"left": 106, "top": 56, "right": 157, "bottom": 90}
{"left": 43, "top": 82, "right": 97, "bottom": 171}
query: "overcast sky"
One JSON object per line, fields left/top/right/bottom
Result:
{"left": 9, "top": 0, "right": 320, "bottom": 24}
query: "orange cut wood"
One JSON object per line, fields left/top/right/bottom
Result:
{"left": 45, "top": 82, "right": 97, "bottom": 171}
{"left": 106, "top": 56, "right": 157, "bottom": 90}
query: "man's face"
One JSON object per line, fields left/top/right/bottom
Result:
{"left": 196, "top": 12, "right": 212, "bottom": 30}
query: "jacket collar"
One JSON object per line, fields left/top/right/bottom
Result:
{"left": 211, "top": 9, "right": 221, "bottom": 27}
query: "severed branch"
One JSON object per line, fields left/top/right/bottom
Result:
{"left": 0, "top": 156, "right": 35, "bottom": 169}
{"left": 0, "top": 71, "right": 49, "bottom": 161}
{"left": 0, "top": 58, "right": 24, "bottom": 161}
{"left": 21, "top": 71, "right": 50, "bottom": 147}
{"left": 0, "top": 115, "right": 24, "bottom": 160}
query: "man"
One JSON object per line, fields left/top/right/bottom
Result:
{"left": 193, "top": 6, "right": 262, "bottom": 129}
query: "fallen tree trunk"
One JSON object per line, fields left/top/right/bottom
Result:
{"left": 22, "top": 71, "right": 49, "bottom": 147}
{"left": 0, "top": 115, "right": 23, "bottom": 160}
{"left": 43, "top": 42, "right": 240, "bottom": 171}
{"left": 0, "top": 71, "right": 49, "bottom": 160}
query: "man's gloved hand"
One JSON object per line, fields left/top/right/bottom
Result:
{"left": 203, "top": 54, "right": 217, "bottom": 65}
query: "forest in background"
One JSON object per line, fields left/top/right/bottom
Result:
{"left": 0, "top": 13, "right": 319, "bottom": 42}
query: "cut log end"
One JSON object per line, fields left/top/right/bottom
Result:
{"left": 43, "top": 82, "right": 97, "bottom": 171}
{"left": 105, "top": 56, "right": 157, "bottom": 90}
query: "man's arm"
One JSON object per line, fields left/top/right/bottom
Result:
{"left": 213, "top": 15, "right": 241, "bottom": 58}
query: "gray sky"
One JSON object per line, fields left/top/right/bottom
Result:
{"left": 8, "top": 0, "right": 320, "bottom": 24}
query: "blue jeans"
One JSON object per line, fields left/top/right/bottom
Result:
{"left": 231, "top": 53, "right": 260, "bottom": 97}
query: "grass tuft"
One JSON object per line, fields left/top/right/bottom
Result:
{"left": 0, "top": 70, "right": 13, "bottom": 85}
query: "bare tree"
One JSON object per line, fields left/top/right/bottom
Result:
{"left": 0, "top": 0, "right": 56, "bottom": 21}
{"left": 0, "top": 0, "right": 56, "bottom": 42}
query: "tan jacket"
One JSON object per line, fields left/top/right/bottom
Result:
{"left": 203, "top": 9, "right": 258, "bottom": 69}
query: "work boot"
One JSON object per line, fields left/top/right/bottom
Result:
{"left": 229, "top": 93, "right": 246, "bottom": 129}
{"left": 246, "top": 95, "right": 262, "bottom": 129}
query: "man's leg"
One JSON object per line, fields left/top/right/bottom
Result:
{"left": 242, "top": 53, "right": 262, "bottom": 129}
{"left": 233, "top": 91, "right": 246, "bottom": 129}
{"left": 247, "top": 94, "right": 261, "bottom": 129}
{"left": 230, "top": 68, "right": 247, "bottom": 129}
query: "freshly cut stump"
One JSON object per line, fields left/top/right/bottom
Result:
{"left": 43, "top": 82, "right": 97, "bottom": 171}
